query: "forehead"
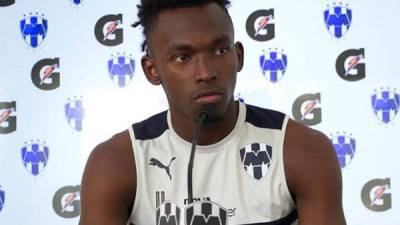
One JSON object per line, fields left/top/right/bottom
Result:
{"left": 147, "top": 3, "right": 234, "bottom": 55}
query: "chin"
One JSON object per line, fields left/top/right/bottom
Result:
{"left": 201, "top": 103, "right": 229, "bottom": 124}
{"left": 203, "top": 114, "right": 223, "bottom": 125}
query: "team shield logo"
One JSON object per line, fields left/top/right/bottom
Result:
{"left": 371, "top": 89, "right": 400, "bottom": 124}
{"left": 0, "top": 187, "right": 4, "bottom": 212}
{"left": 331, "top": 133, "right": 356, "bottom": 168}
{"left": 260, "top": 49, "right": 287, "bottom": 83}
{"left": 156, "top": 201, "right": 181, "bottom": 225}
{"left": 65, "top": 97, "right": 85, "bottom": 131}
{"left": 108, "top": 54, "right": 135, "bottom": 87}
{"left": 240, "top": 143, "right": 272, "bottom": 180}
{"left": 71, "top": 0, "right": 83, "bottom": 4}
{"left": 323, "top": 3, "right": 352, "bottom": 39}
{"left": 20, "top": 13, "right": 48, "bottom": 48}
{"left": 185, "top": 201, "right": 227, "bottom": 225}
{"left": 21, "top": 141, "right": 49, "bottom": 176}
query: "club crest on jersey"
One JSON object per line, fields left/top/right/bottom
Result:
{"left": 0, "top": 186, "right": 4, "bottom": 212}
{"left": 20, "top": 13, "right": 48, "bottom": 48}
{"left": 323, "top": 2, "right": 352, "bottom": 39}
{"left": 240, "top": 143, "right": 272, "bottom": 180}
{"left": 260, "top": 48, "right": 287, "bottom": 83}
{"left": 65, "top": 96, "right": 85, "bottom": 131}
{"left": 185, "top": 201, "right": 228, "bottom": 225}
{"left": 330, "top": 132, "right": 356, "bottom": 168}
{"left": 371, "top": 88, "right": 399, "bottom": 124}
{"left": 156, "top": 201, "right": 181, "bottom": 225}
{"left": 21, "top": 140, "right": 49, "bottom": 176}
{"left": 108, "top": 53, "right": 135, "bottom": 88}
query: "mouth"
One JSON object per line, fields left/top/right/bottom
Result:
{"left": 194, "top": 89, "right": 223, "bottom": 104}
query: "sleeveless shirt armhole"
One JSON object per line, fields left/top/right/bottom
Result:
{"left": 128, "top": 126, "right": 142, "bottom": 221}
{"left": 279, "top": 115, "right": 296, "bottom": 206}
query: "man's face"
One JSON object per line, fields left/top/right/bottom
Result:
{"left": 142, "top": 3, "right": 244, "bottom": 123}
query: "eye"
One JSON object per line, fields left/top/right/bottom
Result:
{"left": 214, "top": 47, "right": 229, "bottom": 56}
{"left": 174, "top": 54, "right": 190, "bottom": 63}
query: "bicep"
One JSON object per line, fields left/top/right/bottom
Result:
{"left": 79, "top": 144, "right": 135, "bottom": 225}
{"left": 286, "top": 130, "right": 346, "bottom": 225}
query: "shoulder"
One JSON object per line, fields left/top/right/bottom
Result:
{"left": 89, "top": 129, "right": 133, "bottom": 168}
{"left": 283, "top": 119, "right": 338, "bottom": 183}
{"left": 283, "top": 119, "right": 345, "bottom": 224}
{"left": 283, "top": 118, "right": 342, "bottom": 201}
{"left": 82, "top": 129, "right": 135, "bottom": 200}
{"left": 80, "top": 129, "right": 136, "bottom": 224}
{"left": 284, "top": 118, "right": 332, "bottom": 154}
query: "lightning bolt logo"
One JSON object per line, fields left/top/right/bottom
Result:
{"left": 61, "top": 191, "right": 80, "bottom": 213}
{"left": 301, "top": 99, "right": 320, "bottom": 121}
{"left": 103, "top": 20, "right": 121, "bottom": 41}
{"left": 254, "top": 15, "right": 273, "bottom": 37}
{"left": 344, "top": 54, "right": 363, "bottom": 77}
{"left": 370, "top": 185, "right": 388, "bottom": 206}
{"left": 40, "top": 64, "right": 59, "bottom": 85}
{"left": 0, "top": 108, "right": 14, "bottom": 123}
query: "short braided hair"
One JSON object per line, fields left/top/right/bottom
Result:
{"left": 132, "top": 0, "right": 231, "bottom": 53}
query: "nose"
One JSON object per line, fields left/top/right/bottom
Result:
{"left": 195, "top": 55, "right": 217, "bottom": 83}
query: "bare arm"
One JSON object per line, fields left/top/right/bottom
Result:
{"left": 284, "top": 120, "right": 346, "bottom": 225}
{"left": 79, "top": 130, "right": 136, "bottom": 225}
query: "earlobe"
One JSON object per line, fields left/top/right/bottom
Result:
{"left": 141, "top": 55, "right": 161, "bottom": 85}
{"left": 235, "top": 42, "right": 244, "bottom": 72}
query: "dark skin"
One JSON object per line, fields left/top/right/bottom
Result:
{"left": 79, "top": 3, "right": 346, "bottom": 225}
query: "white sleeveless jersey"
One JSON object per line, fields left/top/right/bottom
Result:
{"left": 127, "top": 102, "right": 298, "bottom": 225}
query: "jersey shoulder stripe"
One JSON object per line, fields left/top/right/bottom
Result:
{"left": 132, "top": 111, "right": 168, "bottom": 140}
{"left": 245, "top": 104, "right": 285, "bottom": 130}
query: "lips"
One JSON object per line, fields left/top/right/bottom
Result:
{"left": 194, "top": 89, "right": 223, "bottom": 104}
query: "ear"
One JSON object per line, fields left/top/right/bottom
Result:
{"left": 141, "top": 55, "right": 161, "bottom": 85}
{"left": 234, "top": 41, "right": 244, "bottom": 72}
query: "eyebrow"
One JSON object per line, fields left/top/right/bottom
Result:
{"left": 166, "top": 35, "right": 233, "bottom": 53}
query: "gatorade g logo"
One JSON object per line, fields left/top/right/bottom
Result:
{"left": 0, "top": 0, "right": 14, "bottom": 7}
{"left": 95, "top": 14, "right": 123, "bottom": 46}
{"left": 0, "top": 101, "right": 16, "bottom": 134}
{"left": 53, "top": 185, "right": 81, "bottom": 218}
{"left": 361, "top": 178, "right": 391, "bottom": 212}
{"left": 246, "top": 9, "right": 275, "bottom": 42}
{"left": 31, "top": 58, "right": 60, "bottom": 90}
{"left": 336, "top": 48, "right": 365, "bottom": 81}
{"left": 292, "top": 93, "right": 321, "bottom": 126}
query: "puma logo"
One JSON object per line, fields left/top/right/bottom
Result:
{"left": 149, "top": 157, "right": 176, "bottom": 180}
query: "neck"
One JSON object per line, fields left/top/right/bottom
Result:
{"left": 171, "top": 101, "right": 239, "bottom": 146}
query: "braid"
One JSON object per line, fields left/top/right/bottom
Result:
{"left": 132, "top": 0, "right": 231, "bottom": 53}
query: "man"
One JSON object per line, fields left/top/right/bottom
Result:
{"left": 79, "top": 1, "right": 346, "bottom": 225}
